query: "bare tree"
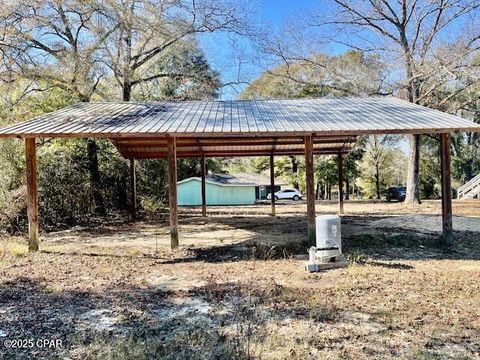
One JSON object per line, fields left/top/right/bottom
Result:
{"left": 96, "top": 0, "right": 252, "bottom": 101}
{"left": 0, "top": 0, "right": 114, "bottom": 101}
{"left": 315, "top": 0, "right": 480, "bottom": 203}
{"left": 254, "top": 0, "right": 480, "bottom": 203}
{"left": 1, "top": 0, "right": 252, "bottom": 102}
{"left": 255, "top": 30, "right": 390, "bottom": 97}
{"left": 242, "top": 50, "right": 388, "bottom": 99}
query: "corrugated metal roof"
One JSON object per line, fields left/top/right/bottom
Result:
{"left": 177, "top": 174, "right": 256, "bottom": 187}
{"left": 1, "top": 97, "right": 479, "bottom": 138}
{"left": 231, "top": 173, "right": 288, "bottom": 186}
{"left": 206, "top": 173, "right": 255, "bottom": 186}
{"left": 178, "top": 173, "right": 288, "bottom": 187}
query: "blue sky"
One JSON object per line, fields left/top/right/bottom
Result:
{"left": 260, "top": 0, "right": 318, "bottom": 24}
{"left": 199, "top": 0, "right": 319, "bottom": 100}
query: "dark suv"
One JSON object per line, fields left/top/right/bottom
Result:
{"left": 386, "top": 186, "right": 406, "bottom": 202}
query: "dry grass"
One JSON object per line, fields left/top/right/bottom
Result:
{"left": 0, "top": 238, "right": 29, "bottom": 259}
{"left": 0, "top": 200, "right": 479, "bottom": 359}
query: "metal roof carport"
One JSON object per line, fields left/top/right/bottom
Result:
{"left": 1, "top": 97, "right": 479, "bottom": 251}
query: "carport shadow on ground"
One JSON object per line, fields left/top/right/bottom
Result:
{"left": 42, "top": 211, "right": 480, "bottom": 263}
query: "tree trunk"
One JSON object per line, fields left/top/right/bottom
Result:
{"left": 123, "top": 82, "right": 132, "bottom": 102}
{"left": 315, "top": 181, "right": 320, "bottom": 200}
{"left": 404, "top": 54, "right": 422, "bottom": 204}
{"left": 289, "top": 156, "right": 299, "bottom": 189}
{"left": 117, "top": 176, "right": 128, "bottom": 211}
{"left": 87, "top": 139, "right": 106, "bottom": 215}
{"left": 318, "top": 181, "right": 324, "bottom": 200}
{"left": 345, "top": 177, "right": 350, "bottom": 200}
{"left": 405, "top": 134, "right": 421, "bottom": 204}
{"left": 122, "top": 1, "right": 134, "bottom": 102}
{"left": 375, "top": 163, "right": 381, "bottom": 200}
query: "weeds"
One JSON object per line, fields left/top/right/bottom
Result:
{"left": 72, "top": 322, "right": 244, "bottom": 360}
{"left": 0, "top": 238, "right": 28, "bottom": 258}
{"left": 346, "top": 251, "right": 371, "bottom": 265}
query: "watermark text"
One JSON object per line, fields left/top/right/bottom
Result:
{"left": 3, "top": 338, "right": 63, "bottom": 350}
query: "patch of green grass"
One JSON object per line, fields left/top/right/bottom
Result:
{"left": 1, "top": 238, "right": 29, "bottom": 258}
{"left": 345, "top": 251, "right": 371, "bottom": 265}
{"left": 10, "top": 243, "right": 28, "bottom": 257}
{"left": 128, "top": 248, "right": 143, "bottom": 257}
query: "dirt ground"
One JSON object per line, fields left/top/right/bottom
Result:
{"left": 1, "top": 199, "right": 479, "bottom": 359}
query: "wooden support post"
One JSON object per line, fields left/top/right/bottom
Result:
{"left": 25, "top": 138, "right": 39, "bottom": 251}
{"left": 440, "top": 133, "right": 453, "bottom": 246}
{"left": 337, "top": 154, "right": 344, "bottom": 215}
{"left": 270, "top": 154, "right": 275, "bottom": 216}
{"left": 130, "top": 158, "right": 137, "bottom": 220}
{"left": 168, "top": 137, "right": 179, "bottom": 249}
{"left": 201, "top": 154, "right": 207, "bottom": 217}
{"left": 305, "top": 135, "right": 316, "bottom": 244}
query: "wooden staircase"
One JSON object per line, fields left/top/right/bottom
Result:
{"left": 458, "top": 173, "right": 480, "bottom": 199}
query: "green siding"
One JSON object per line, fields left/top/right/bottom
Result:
{"left": 177, "top": 179, "right": 256, "bottom": 205}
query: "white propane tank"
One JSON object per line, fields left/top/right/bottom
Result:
{"left": 315, "top": 215, "right": 341, "bottom": 252}
{"left": 305, "top": 215, "right": 347, "bottom": 272}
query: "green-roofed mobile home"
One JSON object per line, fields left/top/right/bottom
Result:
{"left": 177, "top": 174, "right": 256, "bottom": 206}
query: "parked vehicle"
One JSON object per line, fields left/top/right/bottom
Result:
{"left": 267, "top": 188, "right": 303, "bottom": 201}
{"left": 386, "top": 186, "right": 406, "bottom": 202}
